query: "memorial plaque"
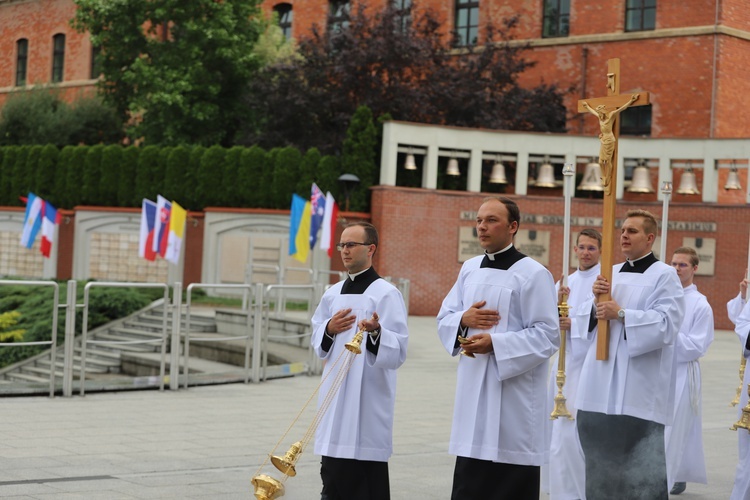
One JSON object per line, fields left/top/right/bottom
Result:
{"left": 458, "top": 227, "right": 482, "bottom": 263}
{"left": 515, "top": 229, "right": 550, "bottom": 266}
{"left": 682, "top": 237, "right": 716, "bottom": 276}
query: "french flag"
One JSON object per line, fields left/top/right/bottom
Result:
{"left": 153, "top": 195, "right": 172, "bottom": 258}
{"left": 40, "top": 201, "right": 61, "bottom": 258}
{"left": 138, "top": 199, "right": 157, "bottom": 261}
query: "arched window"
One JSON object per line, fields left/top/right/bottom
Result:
{"left": 329, "top": 0, "right": 350, "bottom": 34}
{"left": 52, "top": 33, "right": 66, "bottom": 83}
{"left": 454, "top": 0, "right": 479, "bottom": 47}
{"left": 273, "top": 3, "right": 293, "bottom": 39}
{"left": 16, "top": 39, "right": 28, "bottom": 87}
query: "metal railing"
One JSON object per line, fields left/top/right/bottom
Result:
{"left": 79, "top": 281, "right": 171, "bottom": 396}
{"left": 0, "top": 280, "right": 60, "bottom": 398}
{"left": 183, "top": 283, "right": 259, "bottom": 387}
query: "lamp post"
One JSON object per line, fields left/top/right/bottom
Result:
{"left": 338, "top": 174, "right": 360, "bottom": 212}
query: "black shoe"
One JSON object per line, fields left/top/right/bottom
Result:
{"left": 670, "top": 482, "right": 686, "bottom": 495}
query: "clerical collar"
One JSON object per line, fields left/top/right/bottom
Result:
{"left": 342, "top": 267, "right": 380, "bottom": 294}
{"left": 480, "top": 245, "right": 526, "bottom": 271}
{"left": 620, "top": 252, "right": 658, "bottom": 273}
{"left": 577, "top": 265, "right": 600, "bottom": 277}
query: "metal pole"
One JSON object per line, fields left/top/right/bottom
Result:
{"left": 169, "top": 282, "right": 182, "bottom": 390}
{"left": 660, "top": 181, "right": 673, "bottom": 261}
{"left": 562, "top": 163, "right": 575, "bottom": 287}
{"left": 252, "top": 283, "right": 264, "bottom": 383}
{"left": 62, "top": 280, "right": 76, "bottom": 397}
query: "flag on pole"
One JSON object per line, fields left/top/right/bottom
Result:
{"left": 165, "top": 201, "right": 187, "bottom": 265}
{"left": 320, "top": 191, "right": 338, "bottom": 258}
{"left": 289, "top": 193, "right": 306, "bottom": 256}
{"left": 40, "top": 200, "right": 60, "bottom": 258}
{"left": 293, "top": 201, "right": 312, "bottom": 263}
{"left": 153, "top": 195, "right": 172, "bottom": 258}
{"left": 138, "top": 199, "right": 157, "bottom": 261}
{"left": 309, "top": 183, "right": 325, "bottom": 249}
{"left": 20, "top": 193, "right": 43, "bottom": 249}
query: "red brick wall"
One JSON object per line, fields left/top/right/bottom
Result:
{"left": 715, "top": 35, "right": 750, "bottom": 138}
{"left": 371, "top": 185, "right": 749, "bottom": 330}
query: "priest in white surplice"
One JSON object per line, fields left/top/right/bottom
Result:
{"left": 664, "top": 247, "right": 713, "bottom": 496}
{"left": 729, "top": 274, "right": 750, "bottom": 500}
{"left": 437, "top": 197, "right": 559, "bottom": 500}
{"left": 545, "top": 228, "right": 601, "bottom": 500}
{"left": 311, "top": 222, "right": 408, "bottom": 500}
{"left": 576, "top": 209, "right": 684, "bottom": 500}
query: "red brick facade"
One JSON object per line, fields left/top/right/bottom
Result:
{"left": 371, "top": 185, "right": 747, "bottom": 331}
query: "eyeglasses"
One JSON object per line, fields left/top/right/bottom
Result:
{"left": 336, "top": 242, "right": 371, "bottom": 251}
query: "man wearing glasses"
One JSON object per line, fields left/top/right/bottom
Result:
{"left": 310, "top": 221, "right": 408, "bottom": 500}
{"left": 664, "top": 247, "right": 713, "bottom": 496}
{"left": 437, "top": 196, "right": 559, "bottom": 499}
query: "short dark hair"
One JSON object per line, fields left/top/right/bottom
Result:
{"left": 673, "top": 246, "right": 699, "bottom": 267}
{"left": 482, "top": 196, "right": 521, "bottom": 233}
{"left": 346, "top": 221, "right": 378, "bottom": 247}
{"left": 577, "top": 228, "right": 602, "bottom": 248}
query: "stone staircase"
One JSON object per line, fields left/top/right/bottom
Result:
{"left": 0, "top": 301, "right": 312, "bottom": 396}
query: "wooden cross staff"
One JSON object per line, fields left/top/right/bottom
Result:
{"left": 576, "top": 58, "right": 650, "bottom": 360}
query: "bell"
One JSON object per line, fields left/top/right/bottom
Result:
{"left": 627, "top": 166, "right": 655, "bottom": 193}
{"left": 533, "top": 162, "right": 557, "bottom": 188}
{"left": 577, "top": 161, "right": 604, "bottom": 191}
{"left": 676, "top": 168, "right": 700, "bottom": 195}
{"left": 446, "top": 158, "right": 460, "bottom": 176}
{"left": 404, "top": 154, "right": 417, "bottom": 170}
{"left": 489, "top": 162, "right": 508, "bottom": 184}
{"left": 725, "top": 168, "right": 742, "bottom": 190}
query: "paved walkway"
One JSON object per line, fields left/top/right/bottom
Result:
{"left": 0, "top": 316, "right": 743, "bottom": 499}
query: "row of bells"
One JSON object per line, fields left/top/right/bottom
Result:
{"left": 405, "top": 154, "right": 743, "bottom": 192}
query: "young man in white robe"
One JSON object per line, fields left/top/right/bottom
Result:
{"left": 545, "top": 228, "right": 601, "bottom": 500}
{"left": 664, "top": 247, "right": 713, "bottom": 495}
{"left": 575, "top": 209, "right": 684, "bottom": 500}
{"left": 437, "top": 196, "right": 559, "bottom": 500}
{"left": 310, "top": 222, "right": 409, "bottom": 500}
{"left": 728, "top": 274, "right": 750, "bottom": 500}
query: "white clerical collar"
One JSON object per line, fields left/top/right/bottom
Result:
{"left": 577, "top": 264, "right": 600, "bottom": 276}
{"left": 625, "top": 252, "right": 653, "bottom": 267}
{"left": 485, "top": 243, "right": 513, "bottom": 261}
{"left": 348, "top": 268, "right": 369, "bottom": 281}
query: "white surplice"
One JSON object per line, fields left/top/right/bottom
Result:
{"left": 576, "top": 260, "right": 684, "bottom": 425}
{"left": 311, "top": 277, "right": 408, "bottom": 462}
{"left": 731, "top": 300, "right": 750, "bottom": 500}
{"left": 664, "top": 284, "right": 713, "bottom": 489}
{"left": 437, "top": 251, "right": 559, "bottom": 466}
{"left": 546, "top": 264, "right": 599, "bottom": 500}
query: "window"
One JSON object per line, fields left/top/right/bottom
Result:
{"left": 393, "top": 0, "right": 412, "bottom": 33}
{"left": 52, "top": 33, "right": 66, "bottom": 83}
{"left": 542, "top": 0, "right": 570, "bottom": 38}
{"left": 625, "top": 0, "right": 656, "bottom": 32}
{"left": 274, "top": 3, "right": 293, "bottom": 39}
{"left": 90, "top": 45, "right": 101, "bottom": 79}
{"left": 620, "top": 105, "right": 652, "bottom": 136}
{"left": 455, "top": 0, "right": 479, "bottom": 47}
{"left": 329, "top": 0, "right": 350, "bottom": 34}
{"left": 16, "top": 39, "right": 28, "bottom": 87}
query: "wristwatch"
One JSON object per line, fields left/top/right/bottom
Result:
{"left": 617, "top": 309, "right": 625, "bottom": 320}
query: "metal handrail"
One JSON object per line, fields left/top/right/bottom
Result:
{"left": 79, "top": 282, "right": 170, "bottom": 396}
{"left": 0, "top": 279, "right": 59, "bottom": 398}
{"left": 184, "top": 283, "right": 256, "bottom": 388}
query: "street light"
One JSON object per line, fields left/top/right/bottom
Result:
{"left": 338, "top": 173, "right": 360, "bottom": 212}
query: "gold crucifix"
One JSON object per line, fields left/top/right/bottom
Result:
{"left": 577, "top": 58, "right": 650, "bottom": 361}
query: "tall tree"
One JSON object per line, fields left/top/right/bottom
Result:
{"left": 239, "top": 6, "right": 569, "bottom": 154}
{"left": 72, "top": 0, "right": 265, "bottom": 146}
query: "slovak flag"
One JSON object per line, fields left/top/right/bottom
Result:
{"left": 20, "top": 193, "right": 44, "bottom": 249}
{"left": 40, "top": 201, "right": 61, "bottom": 258}
{"left": 309, "top": 183, "right": 325, "bottom": 248}
{"left": 138, "top": 199, "right": 157, "bottom": 261}
{"left": 153, "top": 195, "right": 172, "bottom": 258}
{"left": 319, "top": 191, "right": 338, "bottom": 258}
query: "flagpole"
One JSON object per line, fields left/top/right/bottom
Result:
{"left": 659, "top": 181, "right": 673, "bottom": 261}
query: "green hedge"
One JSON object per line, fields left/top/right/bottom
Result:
{"left": 0, "top": 143, "right": 359, "bottom": 211}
